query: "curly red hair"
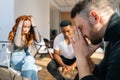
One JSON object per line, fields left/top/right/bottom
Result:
{"left": 8, "top": 15, "right": 36, "bottom": 46}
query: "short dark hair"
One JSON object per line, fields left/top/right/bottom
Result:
{"left": 60, "top": 20, "right": 72, "bottom": 28}
{"left": 71, "top": 0, "right": 90, "bottom": 18}
{"left": 71, "top": 0, "right": 112, "bottom": 18}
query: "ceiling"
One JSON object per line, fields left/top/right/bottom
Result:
{"left": 53, "top": 0, "right": 83, "bottom": 7}
{"left": 53, "top": 0, "right": 116, "bottom": 7}
{"left": 51, "top": 0, "right": 117, "bottom": 12}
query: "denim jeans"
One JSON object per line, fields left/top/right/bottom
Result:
{"left": 47, "top": 56, "right": 79, "bottom": 80}
{"left": 11, "top": 51, "right": 38, "bottom": 80}
{"left": 21, "top": 70, "right": 38, "bottom": 80}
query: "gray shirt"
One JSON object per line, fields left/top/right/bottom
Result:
{"left": 13, "top": 26, "right": 40, "bottom": 56}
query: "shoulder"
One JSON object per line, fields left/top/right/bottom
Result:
{"left": 54, "top": 33, "right": 64, "bottom": 42}
{"left": 110, "top": 40, "right": 120, "bottom": 62}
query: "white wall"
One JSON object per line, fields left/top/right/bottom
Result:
{"left": 1, "top": 0, "right": 119, "bottom": 41}
{"left": 60, "top": 6, "right": 73, "bottom": 12}
{"left": 50, "top": 8, "right": 60, "bottom": 34}
{"left": 0, "top": 0, "right": 14, "bottom": 41}
{"left": 14, "top": 0, "right": 50, "bottom": 39}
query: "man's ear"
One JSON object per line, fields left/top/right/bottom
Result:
{"left": 89, "top": 10, "right": 101, "bottom": 24}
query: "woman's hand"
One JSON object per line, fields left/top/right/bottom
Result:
{"left": 18, "top": 20, "right": 24, "bottom": 27}
{"left": 29, "top": 15, "right": 35, "bottom": 27}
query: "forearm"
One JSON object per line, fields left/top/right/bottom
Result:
{"left": 30, "top": 16, "right": 41, "bottom": 42}
{"left": 14, "top": 26, "right": 22, "bottom": 47}
{"left": 87, "top": 57, "right": 95, "bottom": 72}
{"left": 33, "top": 27, "right": 41, "bottom": 42}
{"left": 54, "top": 54, "right": 66, "bottom": 67}
{"left": 76, "top": 56, "right": 93, "bottom": 79}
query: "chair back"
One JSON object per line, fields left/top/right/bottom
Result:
{"left": 43, "top": 38, "right": 54, "bottom": 59}
{"left": 43, "top": 38, "right": 51, "bottom": 48}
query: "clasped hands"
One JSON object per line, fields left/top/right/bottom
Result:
{"left": 61, "top": 65, "right": 74, "bottom": 75}
{"left": 69, "top": 27, "right": 101, "bottom": 58}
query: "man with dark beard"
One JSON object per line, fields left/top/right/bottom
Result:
{"left": 70, "top": 0, "right": 120, "bottom": 80}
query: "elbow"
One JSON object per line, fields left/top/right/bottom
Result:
{"left": 15, "top": 44, "right": 22, "bottom": 48}
{"left": 35, "top": 37, "right": 41, "bottom": 43}
{"left": 14, "top": 41, "right": 23, "bottom": 48}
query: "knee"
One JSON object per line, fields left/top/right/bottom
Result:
{"left": 24, "top": 56, "right": 35, "bottom": 63}
{"left": 47, "top": 62, "right": 52, "bottom": 71}
{"left": 47, "top": 61, "right": 56, "bottom": 71}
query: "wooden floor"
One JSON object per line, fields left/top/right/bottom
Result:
{"left": 0, "top": 53, "right": 104, "bottom": 80}
{"left": 0, "top": 56, "right": 77, "bottom": 80}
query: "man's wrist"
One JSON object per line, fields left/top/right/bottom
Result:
{"left": 87, "top": 57, "right": 95, "bottom": 72}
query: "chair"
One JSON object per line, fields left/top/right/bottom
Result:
{"left": 0, "top": 41, "right": 19, "bottom": 80}
{"left": 43, "top": 38, "right": 54, "bottom": 59}
{"left": 34, "top": 38, "right": 54, "bottom": 59}
{"left": 5, "top": 42, "right": 42, "bottom": 80}
{"left": 0, "top": 41, "right": 10, "bottom": 68}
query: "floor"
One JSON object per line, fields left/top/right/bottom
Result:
{"left": 0, "top": 53, "right": 104, "bottom": 80}
{"left": 0, "top": 56, "right": 77, "bottom": 80}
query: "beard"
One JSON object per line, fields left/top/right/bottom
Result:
{"left": 90, "top": 38, "right": 102, "bottom": 45}
{"left": 88, "top": 20, "right": 103, "bottom": 45}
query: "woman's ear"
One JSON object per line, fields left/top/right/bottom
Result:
{"left": 89, "top": 10, "right": 101, "bottom": 24}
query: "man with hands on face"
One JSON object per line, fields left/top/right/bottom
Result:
{"left": 70, "top": 0, "right": 120, "bottom": 80}
{"left": 47, "top": 20, "right": 79, "bottom": 80}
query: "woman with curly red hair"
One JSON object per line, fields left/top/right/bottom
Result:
{"left": 8, "top": 15, "right": 41, "bottom": 80}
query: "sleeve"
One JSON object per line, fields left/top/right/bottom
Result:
{"left": 33, "top": 27, "right": 41, "bottom": 43}
{"left": 93, "top": 41, "right": 120, "bottom": 80}
{"left": 14, "top": 26, "right": 23, "bottom": 46}
{"left": 80, "top": 65, "right": 100, "bottom": 80}
{"left": 53, "top": 37, "right": 59, "bottom": 50}
{"left": 81, "top": 75, "right": 95, "bottom": 80}
{"left": 103, "top": 43, "right": 120, "bottom": 80}
{"left": 92, "top": 64, "right": 103, "bottom": 80}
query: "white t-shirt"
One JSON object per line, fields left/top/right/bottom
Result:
{"left": 53, "top": 33, "right": 75, "bottom": 59}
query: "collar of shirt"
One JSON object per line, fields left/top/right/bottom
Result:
{"left": 104, "top": 13, "right": 120, "bottom": 43}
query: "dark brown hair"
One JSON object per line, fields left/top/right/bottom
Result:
{"left": 71, "top": 0, "right": 112, "bottom": 18}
